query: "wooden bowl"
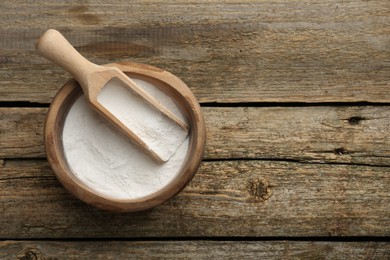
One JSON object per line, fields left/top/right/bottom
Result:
{"left": 45, "top": 62, "right": 206, "bottom": 212}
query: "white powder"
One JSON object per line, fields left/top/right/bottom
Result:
{"left": 62, "top": 77, "right": 190, "bottom": 200}
{"left": 97, "top": 78, "right": 188, "bottom": 162}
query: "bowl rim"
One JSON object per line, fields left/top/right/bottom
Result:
{"left": 45, "top": 62, "right": 206, "bottom": 212}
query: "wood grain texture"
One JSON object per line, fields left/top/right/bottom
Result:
{"left": 0, "top": 0, "right": 389, "bottom": 103}
{"left": 1, "top": 0, "right": 390, "bottom": 252}
{"left": 2, "top": 106, "right": 389, "bottom": 165}
{"left": 0, "top": 108, "right": 45, "bottom": 158}
{"left": 1, "top": 159, "right": 389, "bottom": 238}
{"left": 1, "top": 241, "right": 389, "bottom": 259}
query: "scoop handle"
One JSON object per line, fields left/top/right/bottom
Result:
{"left": 36, "top": 29, "right": 99, "bottom": 89}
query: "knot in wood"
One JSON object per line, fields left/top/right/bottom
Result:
{"left": 247, "top": 177, "right": 272, "bottom": 201}
{"left": 18, "top": 248, "right": 44, "bottom": 260}
{"left": 348, "top": 116, "right": 365, "bottom": 125}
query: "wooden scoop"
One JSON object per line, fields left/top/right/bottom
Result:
{"left": 36, "top": 29, "right": 189, "bottom": 163}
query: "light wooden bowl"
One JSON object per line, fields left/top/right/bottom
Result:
{"left": 45, "top": 62, "right": 206, "bottom": 212}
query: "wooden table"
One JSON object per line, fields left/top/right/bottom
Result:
{"left": 1, "top": 1, "right": 389, "bottom": 258}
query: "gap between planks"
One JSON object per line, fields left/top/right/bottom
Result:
{"left": 1, "top": 236, "right": 390, "bottom": 242}
{"left": 2, "top": 101, "right": 390, "bottom": 108}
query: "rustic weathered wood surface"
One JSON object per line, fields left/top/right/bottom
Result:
{"left": 1, "top": 241, "right": 389, "bottom": 259}
{"left": 1, "top": 0, "right": 389, "bottom": 258}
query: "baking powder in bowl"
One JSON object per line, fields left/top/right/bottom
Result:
{"left": 62, "top": 77, "right": 189, "bottom": 200}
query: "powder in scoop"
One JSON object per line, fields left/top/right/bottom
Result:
{"left": 62, "top": 78, "right": 189, "bottom": 200}
{"left": 97, "top": 78, "right": 188, "bottom": 162}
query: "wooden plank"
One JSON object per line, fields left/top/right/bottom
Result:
{"left": 1, "top": 0, "right": 389, "bottom": 103}
{"left": 1, "top": 106, "right": 390, "bottom": 165}
{"left": 1, "top": 241, "right": 389, "bottom": 259}
{"left": 0, "top": 108, "right": 46, "bottom": 158}
{"left": 1, "top": 159, "right": 389, "bottom": 238}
